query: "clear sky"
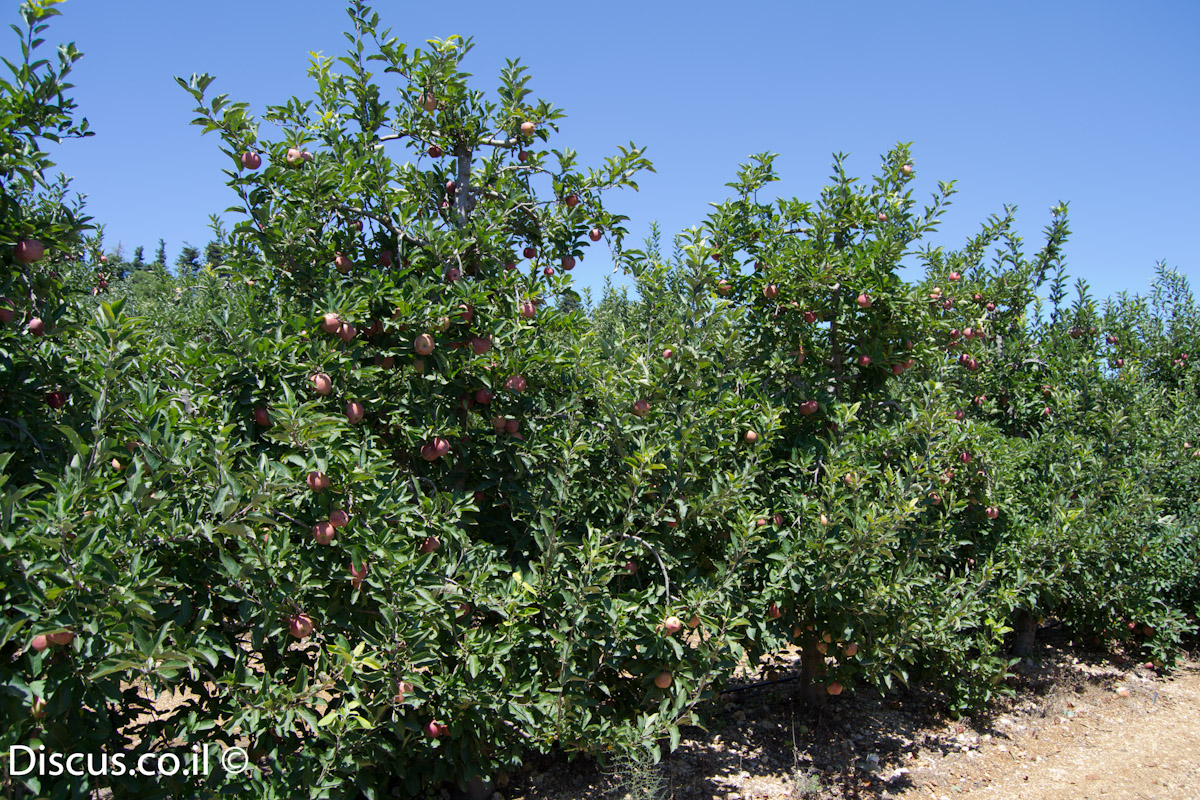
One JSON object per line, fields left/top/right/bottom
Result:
{"left": 29, "top": 1, "right": 1199, "bottom": 305}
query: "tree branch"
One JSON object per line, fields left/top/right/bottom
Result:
{"left": 334, "top": 203, "right": 429, "bottom": 248}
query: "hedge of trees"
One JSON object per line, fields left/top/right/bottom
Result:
{"left": 2, "top": 2, "right": 1197, "bottom": 798}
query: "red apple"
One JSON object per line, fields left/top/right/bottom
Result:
{"left": 424, "top": 719, "right": 446, "bottom": 738}
{"left": 420, "top": 536, "right": 441, "bottom": 553}
{"left": 799, "top": 400, "right": 818, "bottom": 416}
{"left": 856, "top": 293, "right": 872, "bottom": 309}
{"left": 632, "top": 399, "right": 650, "bottom": 417}
{"left": 688, "top": 614, "right": 701, "bottom": 629}
{"left": 844, "top": 642, "right": 859, "bottom": 656}
{"left": 288, "top": 613, "right": 314, "bottom": 639}
{"left": 307, "top": 471, "right": 330, "bottom": 493}
{"left": 505, "top": 418, "right": 519, "bottom": 434}
{"left": 474, "top": 389, "right": 493, "bottom": 405}
{"left": 420, "top": 92, "right": 437, "bottom": 112}
{"left": 827, "top": 681, "right": 843, "bottom": 696}
{"left": 744, "top": 429, "right": 758, "bottom": 444}
{"left": 520, "top": 121, "right": 536, "bottom": 136}
{"left": 504, "top": 374, "right": 527, "bottom": 393}
{"left": 334, "top": 253, "right": 352, "bottom": 274}
{"left": 654, "top": 671, "right": 673, "bottom": 689}
{"left": 948, "top": 271, "right": 961, "bottom": 282}
{"left": 241, "top": 151, "right": 261, "bottom": 169}
{"left": 338, "top": 323, "right": 357, "bottom": 343}
{"left": 45, "top": 391, "right": 66, "bottom": 409}
{"left": 414, "top": 333, "right": 435, "bottom": 355}
{"left": 901, "top": 164, "right": 913, "bottom": 176}
{"left": 986, "top": 506, "right": 999, "bottom": 519}
{"left": 803, "top": 310, "right": 817, "bottom": 323}
{"left": 953, "top": 410, "right": 965, "bottom": 421}
{"left": 877, "top": 212, "right": 888, "bottom": 222}
{"left": 858, "top": 355, "right": 871, "bottom": 367}
{"left": 15, "top": 239, "right": 44, "bottom": 264}
{"left": 329, "top": 509, "right": 349, "bottom": 529}
{"left": 320, "top": 313, "right": 341, "bottom": 334}
{"left": 589, "top": 228, "right": 603, "bottom": 242}
{"left": 763, "top": 284, "right": 779, "bottom": 300}
{"left": 959, "top": 451, "right": 972, "bottom": 464}
{"left": 0, "top": 296, "right": 14, "bottom": 324}
{"left": 31, "top": 634, "right": 50, "bottom": 652}
{"left": 301, "top": 150, "right": 313, "bottom": 162}
{"left": 345, "top": 401, "right": 365, "bottom": 424}
{"left": 561, "top": 255, "right": 575, "bottom": 270}
{"left": 717, "top": 280, "right": 731, "bottom": 296}
{"left": 311, "top": 373, "right": 333, "bottom": 395}
{"left": 564, "top": 194, "right": 578, "bottom": 207}
{"left": 428, "top": 144, "right": 443, "bottom": 158}
{"left": 312, "top": 522, "right": 336, "bottom": 545}
{"left": 27, "top": 317, "right": 45, "bottom": 336}
{"left": 624, "top": 559, "right": 637, "bottom": 575}
{"left": 47, "top": 631, "right": 73, "bottom": 646}
{"left": 543, "top": 266, "right": 555, "bottom": 277}
{"left": 520, "top": 300, "right": 537, "bottom": 319}
{"left": 285, "top": 147, "right": 303, "bottom": 165}
{"left": 662, "top": 616, "right": 683, "bottom": 635}
{"left": 470, "top": 336, "right": 491, "bottom": 355}
{"left": 351, "top": 560, "right": 368, "bottom": 586}
{"left": 767, "top": 602, "right": 782, "bottom": 619}
{"left": 491, "top": 416, "right": 507, "bottom": 433}
{"left": 662, "top": 348, "right": 673, "bottom": 359}
{"left": 518, "top": 150, "right": 529, "bottom": 162}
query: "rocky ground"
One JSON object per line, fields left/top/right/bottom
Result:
{"left": 487, "top": 629, "right": 1199, "bottom": 800}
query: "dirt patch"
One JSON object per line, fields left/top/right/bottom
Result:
{"left": 493, "top": 631, "right": 1200, "bottom": 800}
{"left": 896, "top": 656, "right": 1200, "bottom": 800}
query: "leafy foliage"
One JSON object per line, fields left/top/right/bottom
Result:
{"left": 1, "top": 2, "right": 1196, "bottom": 798}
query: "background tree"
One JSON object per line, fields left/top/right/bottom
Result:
{"left": 174, "top": 241, "right": 201, "bottom": 275}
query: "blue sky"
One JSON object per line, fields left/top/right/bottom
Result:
{"left": 30, "top": 1, "right": 1199, "bottom": 305}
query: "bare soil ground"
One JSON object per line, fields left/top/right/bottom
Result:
{"left": 492, "top": 630, "right": 1200, "bottom": 800}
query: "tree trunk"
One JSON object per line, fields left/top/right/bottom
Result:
{"left": 799, "top": 633, "right": 828, "bottom": 707}
{"left": 1012, "top": 608, "right": 1037, "bottom": 657}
